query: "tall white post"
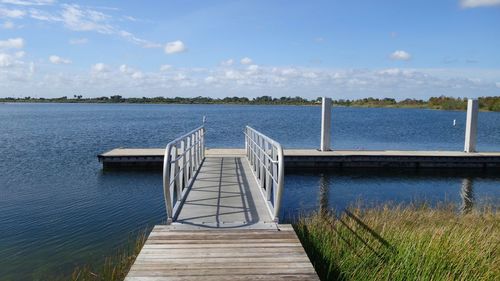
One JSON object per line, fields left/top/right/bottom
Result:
{"left": 320, "top": 97, "right": 332, "bottom": 151}
{"left": 464, "top": 99, "right": 478, "bottom": 153}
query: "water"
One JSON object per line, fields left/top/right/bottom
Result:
{"left": 0, "top": 103, "right": 499, "bottom": 280}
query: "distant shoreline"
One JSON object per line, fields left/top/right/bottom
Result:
{"left": 1, "top": 95, "right": 500, "bottom": 112}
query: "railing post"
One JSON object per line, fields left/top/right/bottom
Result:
{"left": 184, "top": 137, "right": 190, "bottom": 185}
{"left": 464, "top": 98, "right": 479, "bottom": 153}
{"left": 163, "top": 145, "right": 173, "bottom": 224}
{"left": 176, "top": 142, "right": 184, "bottom": 200}
{"left": 191, "top": 133, "right": 196, "bottom": 173}
{"left": 193, "top": 131, "right": 199, "bottom": 168}
{"left": 265, "top": 146, "right": 273, "bottom": 201}
{"left": 320, "top": 97, "right": 332, "bottom": 151}
{"left": 245, "top": 128, "right": 249, "bottom": 158}
{"left": 201, "top": 128, "right": 205, "bottom": 159}
{"left": 274, "top": 145, "right": 284, "bottom": 222}
{"left": 259, "top": 137, "right": 265, "bottom": 187}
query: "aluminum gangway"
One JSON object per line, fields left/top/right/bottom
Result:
{"left": 125, "top": 125, "right": 319, "bottom": 280}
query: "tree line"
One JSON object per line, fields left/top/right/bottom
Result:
{"left": 1, "top": 95, "right": 500, "bottom": 111}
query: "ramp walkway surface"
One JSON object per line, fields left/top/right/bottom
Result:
{"left": 175, "top": 155, "right": 274, "bottom": 228}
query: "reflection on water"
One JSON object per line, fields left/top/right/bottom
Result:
{"left": 318, "top": 174, "right": 330, "bottom": 215}
{"left": 316, "top": 176, "right": 480, "bottom": 215}
{"left": 283, "top": 172, "right": 500, "bottom": 220}
{"left": 460, "top": 178, "right": 474, "bottom": 214}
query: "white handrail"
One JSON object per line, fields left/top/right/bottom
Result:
{"left": 163, "top": 125, "right": 205, "bottom": 224}
{"left": 244, "top": 126, "right": 284, "bottom": 222}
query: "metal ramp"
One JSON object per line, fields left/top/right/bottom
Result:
{"left": 161, "top": 125, "right": 284, "bottom": 228}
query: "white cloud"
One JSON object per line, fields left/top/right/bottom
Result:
{"left": 247, "top": 64, "right": 259, "bottom": 74}
{"left": 61, "top": 4, "right": 113, "bottom": 34}
{"left": 28, "top": 61, "right": 34, "bottom": 73}
{"left": 131, "top": 71, "right": 143, "bottom": 79}
{"left": 69, "top": 38, "right": 88, "bottom": 45}
{"left": 0, "top": 0, "right": 55, "bottom": 5}
{"left": 1, "top": 21, "right": 15, "bottom": 29}
{"left": 204, "top": 76, "right": 216, "bottom": 83}
{"left": 119, "top": 30, "right": 161, "bottom": 48}
{"left": 172, "top": 73, "right": 187, "bottom": 81}
{"left": 119, "top": 64, "right": 131, "bottom": 74}
{"left": 0, "top": 37, "right": 24, "bottom": 49}
{"left": 49, "top": 55, "right": 71, "bottom": 64}
{"left": 240, "top": 57, "right": 252, "bottom": 65}
{"left": 28, "top": 9, "right": 61, "bottom": 21}
{"left": 123, "top": 15, "right": 137, "bottom": 22}
{"left": 460, "top": 0, "right": 500, "bottom": 8}
{"left": 57, "top": 5, "right": 161, "bottom": 48}
{"left": 0, "top": 7, "right": 26, "bottom": 18}
{"left": 159, "top": 64, "right": 172, "bottom": 72}
{"left": 390, "top": 50, "right": 411, "bottom": 61}
{"left": 2, "top": 3, "right": 161, "bottom": 49}
{"left": 164, "top": 40, "right": 186, "bottom": 54}
{"left": 91, "top": 62, "right": 109, "bottom": 73}
{"left": 496, "top": 82, "right": 500, "bottom": 88}
{"left": 220, "top": 59, "right": 234, "bottom": 67}
{"left": 119, "top": 64, "right": 143, "bottom": 80}
{"left": 14, "top": 50, "right": 24, "bottom": 58}
{"left": 0, "top": 53, "right": 14, "bottom": 67}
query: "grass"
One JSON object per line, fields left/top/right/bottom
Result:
{"left": 63, "top": 204, "right": 499, "bottom": 281}
{"left": 294, "top": 203, "right": 500, "bottom": 281}
{"left": 67, "top": 231, "right": 147, "bottom": 281}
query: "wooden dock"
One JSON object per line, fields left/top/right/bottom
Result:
{"left": 124, "top": 144, "right": 319, "bottom": 280}
{"left": 98, "top": 148, "right": 500, "bottom": 170}
{"left": 126, "top": 225, "right": 318, "bottom": 281}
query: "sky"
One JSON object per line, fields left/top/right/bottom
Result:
{"left": 0, "top": 0, "right": 499, "bottom": 100}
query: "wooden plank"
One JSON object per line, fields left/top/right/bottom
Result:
{"left": 125, "top": 274, "right": 319, "bottom": 281}
{"left": 144, "top": 239, "right": 300, "bottom": 244}
{"left": 147, "top": 233, "right": 297, "bottom": 240}
{"left": 130, "top": 262, "right": 314, "bottom": 269}
{"left": 126, "top": 227, "right": 319, "bottom": 281}
{"left": 135, "top": 252, "right": 308, "bottom": 259}
{"left": 142, "top": 243, "right": 303, "bottom": 249}
{"left": 139, "top": 247, "right": 304, "bottom": 254}
{"left": 132, "top": 257, "right": 312, "bottom": 264}
{"left": 127, "top": 267, "right": 317, "bottom": 276}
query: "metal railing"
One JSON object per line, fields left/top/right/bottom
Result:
{"left": 163, "top": 125, "right": 205, "bottom": 224}
{"left": 244, "top": 126, "right": 284, "bottom": 222}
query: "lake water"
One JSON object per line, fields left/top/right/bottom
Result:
{"left": 0, "top": 103, "right": 499, "bottom": 280}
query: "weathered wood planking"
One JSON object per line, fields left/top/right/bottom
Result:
{"left": 125, "top": 225, "right": 319, "bottom": 281}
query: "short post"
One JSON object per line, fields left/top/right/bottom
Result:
{"left": 464, "top": 99, "right": 478, "bottom": 153}
{"left": 320, "top": 97, "right": 332, "bottom": 151}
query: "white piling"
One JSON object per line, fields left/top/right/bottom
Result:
{"left": 320, "top": 97, "right": 332, "bottom": 151}
{"left": 464, "top": 99, "right": 479, "bottom": 153}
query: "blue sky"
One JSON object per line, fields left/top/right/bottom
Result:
{"left": 0, "top": 0, "right": 499, "bottom": 99}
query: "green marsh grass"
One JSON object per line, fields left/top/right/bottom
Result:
{"left": 295, "top": 203, "right": 499, "bottom": 281}
{"left": 64, "top": 204, "right": 498, "bottom": 281}
{"left": 68, "top": 230, "right": 147, "bottom": 281}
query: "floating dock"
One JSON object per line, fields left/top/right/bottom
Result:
{"left": 98, "top": 148, "right": 500, "bottom": 170}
